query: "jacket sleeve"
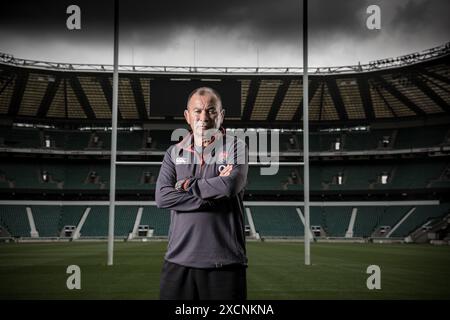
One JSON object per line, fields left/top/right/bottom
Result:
{"left": 155, "top": 147, "right": 212, "bottom": 211}
{"left": 187, "top": 139, "right": 248, "bottom": 200}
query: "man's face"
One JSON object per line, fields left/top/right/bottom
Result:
{"left": 184, "top": 92, "right": 224, "bottom": 144}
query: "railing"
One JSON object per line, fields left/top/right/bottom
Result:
{"left": 1, "top": 42, "right": 449, "bottom": 75}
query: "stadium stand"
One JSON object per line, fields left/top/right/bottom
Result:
{"left": 322, "top": 207, "right": 353, "bottom": 237}
{"left": 31, "top": 205, "right": 61, "bottom": 237}
{"left": 140, "top": 206, "right": 170, "bottom": 236}
{"left": 250, "top": 206, "right": 303, "bottom": 237}
{"left": 77, "top": 206, "right": 109, "bottom": 237}
{"left": 0, "top": 205, "right": 30, "bottom": 237}
{"left": 113, "top": 206, "right": 139, "bottom": 237}
{"left": 1, "top": 161, "right": 447, "bottom": 192}
{"left": 59, "top": 206, "right": 86, "bottom": 236}
{"left": 353, "top": 207, "right": 382, "bottom": 238}
{"left": 75, "top": 206, "right": 137, "bottom": 237}
{"left": 390, "top": 204, "right": 450, "bottom": 237}
{"left": 0, "top": 43, "right": 449, "bottom": 243}
{"left": 2, "top": 125, "right": 450, "bottom": 152}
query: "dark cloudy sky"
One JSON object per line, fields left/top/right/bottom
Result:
{"left": 0, "top": 0, "right": 449, "bottom": 68}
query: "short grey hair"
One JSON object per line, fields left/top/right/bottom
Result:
{"left": 187, "top": 87, "right": 222, "bottom": 108}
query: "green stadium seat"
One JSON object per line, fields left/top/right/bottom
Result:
{"left": 250, "top": 206, "right": 303, "bottom": 237}
{"left": 79, "top": 206, "right": 109, "bottom": 237}
{"left": 391, "top": 204, "right": 450, "bottom": 237}
{"left": 0, "top": 205, "right": 30, "bottom": 237}
{"left": 31, "top": 206, "right": 62, "bottom": 237}
{"left": 322, "top": 207, "right": 353, "bottom": 237}
{"left": 140, "top": 206, "right": 170, "bottom": 236}
{"left": 395, "top": 126, "right": 449, "bottom": 149}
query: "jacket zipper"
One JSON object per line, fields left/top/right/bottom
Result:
{"left": 199, "top": 153, "right": 205, "bottom": 177}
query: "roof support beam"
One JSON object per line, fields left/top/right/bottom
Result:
{"left": 419, "top": 68, "right": 450, "bottom": 85}
{"left": 8, "top": 72, "right": 28, "bottom": 116}
{"left": 293, "top": 78, "right": 320, "bottom": 122}
{"left": 267, "top": 80, "right": 290, "bottom": 121}
{"left": 373, "top": 83, "right": 397, "bottom": 117}
{"left": 357, "top": 77, "right": 376, "bottom": 121}
{"left": 374, "top": 75, "right": 425, "bottom": 116}
{"left": 326, "top": 78, "right": 348, "bottom": 121}
{"left": 69, "top": 76, "right": 96, "bottom": 119}
{"left": 242, "top": 79, "right": 260, "bottom": 121}
{"left": 412, "top": 75, "right": 450, "bottom": 113}
{"left": 130, "top": 76, "right": 148, "bottom": 120}
{"left": 318, "top": 82, "right": 325, "bottom": 120}
{"left": 36, "top": 76, "right": 61, "bottom": 118}
{"left": 100, "top": 76, "right": 122, "bottom": 120}
{"left": 0, "top": 73, "right": 15, "bottom": 96}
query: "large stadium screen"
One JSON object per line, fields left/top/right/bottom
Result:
{"left": 149, "top": 79, "right": 241, "bottom": 117}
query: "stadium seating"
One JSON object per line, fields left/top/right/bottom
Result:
{"left": 353, "top": 206, "right": 411, "bottom": 237}
{"left": 117, "top": 131, "right": 145, "bottom": 150}
{"left": 0, "top": 205, "right": 30, "bottom": 237}
{"left": 140, "top": 206, "right": 170, "bottom": 236}
{"left": 78, "top": 206, "right": 109, "bottom": 237}
{"left": 1, "top": 204, "right": 448, "bottom": 239}
{"left": 0, "top": 126, "right": 448, "bottom": 241}
{"left": 31, "top": 206, "right": 61, "bottom": 237}
{"left": 390, "top": 204, "right": 450, "bottom": 237}
{"left": 250, "top": 206, "right": 303, "bottom": 237}
{"left": 59, "top": 206, "right": 87, "bottom": 232}
{"left": 1, "top": 161, "right": 446, "bottom": 192}
{"left": 2, "top": 125, "right": 448, "bottom": 153}
{"left": 394, "top": 125, "right": 449, "bottom": 149}
{"left": 0, "top": 127, "right": 41, "bottom": 148}
{"left": 78, "top": 206, "right": 137, "bottom": 237}
{"left": 322, "top": 207, "right": 353, "bottom": 237}
{"left": 352, "top": 207, "right": 382, "bottom": 237}
{"left": 343, "top": 129, "right": 395, "bottom": 151}
{"left": 113, "top": 206, "right": 139, "bottom": 236}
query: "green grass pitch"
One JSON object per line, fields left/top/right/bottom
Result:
{"left": 0, "top": 242, "right": 449, "bottom": 299}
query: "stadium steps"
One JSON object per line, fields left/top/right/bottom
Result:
{"left": 391, "top": 204, "right": 450, "bottom": 238}
{"left": 371, "top": 206, "right": 412, "bottom": 237}
{"left": 409, "top": 210, "right": 450, "bottom": 243}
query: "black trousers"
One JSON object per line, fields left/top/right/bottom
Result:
{"left": 159, "top": 260, "right": 247, "bottom": 300}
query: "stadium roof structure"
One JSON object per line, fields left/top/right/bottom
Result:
{"left": 1, "top": 42, "right": 450, "bottom": 128}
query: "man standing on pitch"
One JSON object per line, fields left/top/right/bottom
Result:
{"left": 155, "top": 87, "right": 248, "bottom": 300}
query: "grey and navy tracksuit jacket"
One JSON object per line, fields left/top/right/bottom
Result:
{"left": 155, "top": 128, "right": 248, "bottom": 269}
